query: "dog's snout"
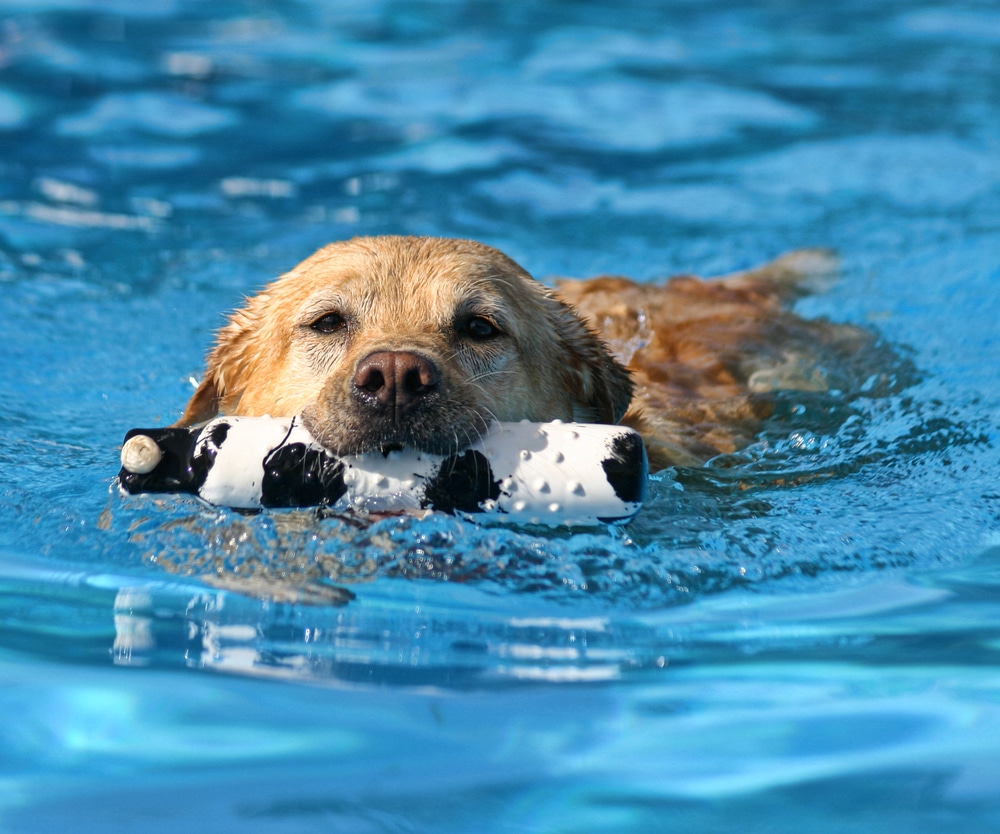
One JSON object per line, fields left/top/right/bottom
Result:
{"left": 352, "top": 350, "right": 440, "bottom": 413}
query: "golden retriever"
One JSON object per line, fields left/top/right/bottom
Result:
{"left": 178, "top": 235, "right": 875, "bottom": 471}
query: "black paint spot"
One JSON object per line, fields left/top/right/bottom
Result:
{"left": 260, "top": 443, "right": 347, "bottom": 508}
{"left": 601, "top": 432, "right": 648, "bottom": 505}
{"left": 118, "top": 426, "right": 215, "bottom": 496}
{"left": 203, "top": 421, "right": 230, "bottom": 452}
{"left": 422, "top": 449, "right": 500, "bottom": 514}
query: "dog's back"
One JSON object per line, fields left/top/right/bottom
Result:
{"left": 556, "top": 251, "right": 893, "bottom": 470}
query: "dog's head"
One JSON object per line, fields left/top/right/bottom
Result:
{"left": 179, "top": 236, "right": 633, "bottom": 456}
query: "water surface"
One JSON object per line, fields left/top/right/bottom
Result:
{"left": 2, "top": 2, "right": 1000, "bottom": 832}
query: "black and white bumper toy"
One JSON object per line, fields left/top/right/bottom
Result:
{"left": 118, "top": 417, "right": 648, "bottom": 526}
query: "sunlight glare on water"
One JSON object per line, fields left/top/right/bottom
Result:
{"left": 1, "top": 1, "right": 1000, "bottom": 832}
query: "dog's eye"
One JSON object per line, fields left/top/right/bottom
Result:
{"left": 310, "top": 312, "right": 346, "bottom": 334}
{"left": 460, "top": 315, "right": 503, "bottom": 341}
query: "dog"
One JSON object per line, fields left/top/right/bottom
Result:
{"left": 178, "top": 235, "right": 879, "bottom": 472}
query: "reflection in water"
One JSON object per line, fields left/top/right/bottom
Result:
{"left": 109, "top": 581, "right": 630, "bottom": 687}
{"left": 112, "top": 588, "right": 155, "bottom": 667}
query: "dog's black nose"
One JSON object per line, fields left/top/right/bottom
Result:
{"left": 352, "top": 350, "right": 440, "bottom": 414}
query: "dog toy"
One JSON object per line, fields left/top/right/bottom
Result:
{"left": 117, "top": 417, "right": 647, "bottom": 526}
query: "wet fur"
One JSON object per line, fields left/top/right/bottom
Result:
{"left": 179, "top": 236, "right": 874, "bottom": 471}
{"left": 555, "top": 249, "right": 879, "bottom": 469}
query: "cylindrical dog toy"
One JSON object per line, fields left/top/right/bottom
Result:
{"left": 118, "top": 417, "right": 647, "bottom": 526}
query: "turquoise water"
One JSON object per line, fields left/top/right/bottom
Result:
{"left": 2, "top": 1, "right": 1000, "bottom": 831}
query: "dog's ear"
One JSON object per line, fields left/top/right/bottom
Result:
{"left": 175, "top": 302, "right": 263, "bottom": 426}
{"left": 540, "top": 292, "right": 634, "bottom": 424}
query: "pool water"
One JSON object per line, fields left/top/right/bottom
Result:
{"left": 2, "top": 1, "right": 1000, "bottom": 831}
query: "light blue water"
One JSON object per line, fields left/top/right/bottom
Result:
{"left": 2, "top": 1, "right": 1000, "bottom": 831}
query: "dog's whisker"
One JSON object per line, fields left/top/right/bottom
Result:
{"left": 467, "top": 367, "right": 514, "bottom": 385}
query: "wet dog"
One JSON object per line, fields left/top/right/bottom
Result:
{"left": 178, "top": 235, "right": 876, "bottom": 471}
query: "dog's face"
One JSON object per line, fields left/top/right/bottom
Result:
{"left": 179, "top": 236, "right": 632, "bottom": 456}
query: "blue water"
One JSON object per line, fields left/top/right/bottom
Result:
{"left": 2, "top": 1, "right": 1000, "bottom": 831}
